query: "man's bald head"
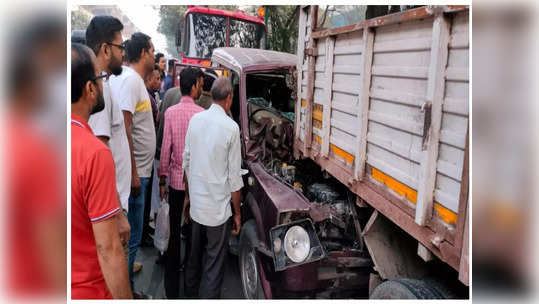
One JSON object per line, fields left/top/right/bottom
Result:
{"left": 211, "top": 76, "right": 234, "bottom": 114}
{"left": 211, "top": 76, "right": 233, "bottom": 102}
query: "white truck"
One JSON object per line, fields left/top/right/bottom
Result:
{"left": 294, "top": 5, "right": 469, "bottom": 298}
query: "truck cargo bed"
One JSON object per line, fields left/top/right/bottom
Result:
{"left": 294, "top": 5, "right": 469, "bottom": 285}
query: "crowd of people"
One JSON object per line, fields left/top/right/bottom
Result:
{"left": 71, "top": 16, "right": 243, "bottom": 299}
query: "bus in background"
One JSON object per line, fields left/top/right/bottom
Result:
{"left": 173, "top": 6, "right": 267, "bottom": 86}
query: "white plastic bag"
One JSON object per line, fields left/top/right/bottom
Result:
{"left": 154, "top": 199, "right": 170, "bottom": 254}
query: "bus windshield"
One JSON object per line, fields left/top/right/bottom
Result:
{"left": 183, "top": 12, "right": 266, "bottom": 59}
{"left": 229, "top": 18, "right": 266, "bottom": 49}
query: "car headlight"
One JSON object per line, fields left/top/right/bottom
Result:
{"left": 270, "top": 218, "right": 325, "bottom": 271}
{"left": 284, "top": 225, "right": 310, "bottom": 262}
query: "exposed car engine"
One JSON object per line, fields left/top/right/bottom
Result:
{"left": 245, "top": 80, "right": 366, "bottom": 252}
{"left": 259, "top": 152, "right": 366, "bottom": 252}
{"left": 245, "top": 71, "right": 373, "bottom": 296}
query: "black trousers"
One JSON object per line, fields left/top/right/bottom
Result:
{"left": 185, "top": 218, "right": 231, "bottom": 299}
{"left": 164, "top": 187, "right": 184, "bottom": 299}
{"left": 142, "top": 167, "right": 153, "bottom": 240}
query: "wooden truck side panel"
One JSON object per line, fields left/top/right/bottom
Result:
{"left": 294, "top": 6, "right": 469, "bottom": 285}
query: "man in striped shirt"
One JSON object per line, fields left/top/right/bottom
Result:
{"left": 158, "top": 66, "right": 204, "bottom": 299}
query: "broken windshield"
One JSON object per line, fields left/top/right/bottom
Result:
{"left": 229, "top": 18, "right": 266, "bottom": 49}
{"left": 184, "top": 13, "right": 227, "bottom": 59}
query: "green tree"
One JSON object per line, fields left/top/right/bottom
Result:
{"left": 157, "top": 6, "right": 186, "bottom": 58}
{"left": 265, "top": 6, "right": 299, "bottom": 54}
{"left": 71, "top": 10, "right": 92, "bottom": 31}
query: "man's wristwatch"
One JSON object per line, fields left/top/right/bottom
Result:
{"left": 122, "top": 208, "right": 128, "bottom": 216}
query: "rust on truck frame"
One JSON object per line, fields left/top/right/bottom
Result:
{"left": 296, "top": 5, "right": 469, "bottom": 286}
{"left": 298, "top": 138, "right": 462, "bottom": 271}
{"left": 211, "top": 5, "right": 469, "bottom": 297}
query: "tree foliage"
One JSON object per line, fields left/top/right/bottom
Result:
{"left": 265, "top": 6, "right": 299, "bottom": 54}
{"left": 71, "top": 10, "right": 92, "bottom": 31}
{"left": 157, "top": 6, "right": 186, "bottom": 58}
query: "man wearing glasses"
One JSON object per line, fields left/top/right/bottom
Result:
{"left": 109, "top": 32, "right": 156, "bottom": 299}
{"left": 71, "top": 42, "right": 132, "bottom": 299}
{"left": 86, "top": 16, "right": 131, "bottom": 256}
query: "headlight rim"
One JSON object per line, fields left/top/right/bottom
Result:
{"left": 283, "top": 224, "right": 311, "bottom": 263}
{"left": 269, "top": 218, "right": 326, "bottom": 271}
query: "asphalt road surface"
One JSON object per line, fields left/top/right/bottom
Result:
{"left": 133, "top": 243, "right": 370, "bottom": 299}
{"left": 132, "top": 245, "right": 243, "bottom": 299}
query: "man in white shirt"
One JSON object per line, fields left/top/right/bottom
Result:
{"left": 109, "top": 32, "right": 155, "bottom": 299}
{"left": 85, "top": 16, "right": 130, "bottom": 248}
{"left": 183, "top": 77, "right": 244, "bottom": 298}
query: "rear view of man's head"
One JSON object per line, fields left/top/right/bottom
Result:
{"left": 211, "top": 77, "right": 233, "bottom": 112}
{"left": 179, "top": 67, "right": 204, "bottom": 99}
{"left": 71, "top": 43, "right": 105, "bottom": 116}
{"left": 85, "top": 16, "right": 124, "bottom": 76}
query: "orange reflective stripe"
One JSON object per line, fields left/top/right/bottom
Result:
{"left": 314, "top": 135, "right": 355, "bottom": 163}
{"left": 372, "top": 167, "right": 418, "bottom": 203}
{"left": 434, "top": 203, "right": 458, "bottom": 225}
{"left": 371, "top": 167, "right": 458, "bottom": 225}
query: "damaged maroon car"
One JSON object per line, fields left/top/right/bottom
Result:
{"left": 211, "top": 48, "right": 372, "bottom": 299}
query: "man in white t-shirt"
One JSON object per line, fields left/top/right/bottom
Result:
{"left": 85, "top": 16, "right": 131, "bottom": 249}
{"left": 109, "top": 32, "right": 155, "bottom": 298}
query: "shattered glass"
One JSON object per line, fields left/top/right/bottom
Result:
{"left": 229, "top": 18, "right": 265, "bottom": 49}
{"left": 186, "top": 13, "right": 227, "bottom": 59}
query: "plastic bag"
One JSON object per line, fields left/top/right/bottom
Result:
{"left": 154, "top": 199, "right": 170, "bottom": 254}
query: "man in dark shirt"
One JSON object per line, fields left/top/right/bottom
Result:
{"left": 160, "top": 58, "right": 176, "bottom": 99}
{"left": 196, "top": 69, "right": 217, "bottom": 110}
{"left": 145, "top": 64, "right": 161, "bottom": 131}
{"left": 143, "top": 64, "right": 162, "bottom": 248}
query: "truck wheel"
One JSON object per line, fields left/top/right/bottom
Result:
{"left": 370, "top": 278, "right": 449, "bottom": 299}
{"left": 239, "top": 219, "right": 266, "bottom": 299}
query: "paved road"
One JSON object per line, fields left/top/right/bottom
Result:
{"left": 132, "top": 234, "right": 369, "bottom": 300}
{"left": 132, "top": 245, "right": 243, "bottom": 299}
{"left": 132, "top": 244, "right": 369, "bottom": 299}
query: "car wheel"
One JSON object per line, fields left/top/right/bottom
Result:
{"left": 370, "top": 278, "right": 449, "bottom": 299}
{"left": 239, "top": 219, "right": 266, "bottom": 299}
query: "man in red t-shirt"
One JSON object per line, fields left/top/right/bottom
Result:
{"left": 71, "top": 43, "right": 132, "bottom": 299}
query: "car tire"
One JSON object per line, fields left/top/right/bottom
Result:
{"left": 370, "top": 278, "right": 450, "bottom": 299}
{"left": 239, "top": 219, "right": 266, "bottom": 299}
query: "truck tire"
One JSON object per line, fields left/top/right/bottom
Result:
{"left": 423, "top": 278, "right": 457, "bottom": 299}
{"left": 239, "top": 220, "right": 266, "bottom": 299}
{"left": 370, "top": 278, "right": 449, "bottom": 299}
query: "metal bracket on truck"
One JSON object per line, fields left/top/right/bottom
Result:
{"left": 294, "top": 5, "right": 469, "bottom": 288}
